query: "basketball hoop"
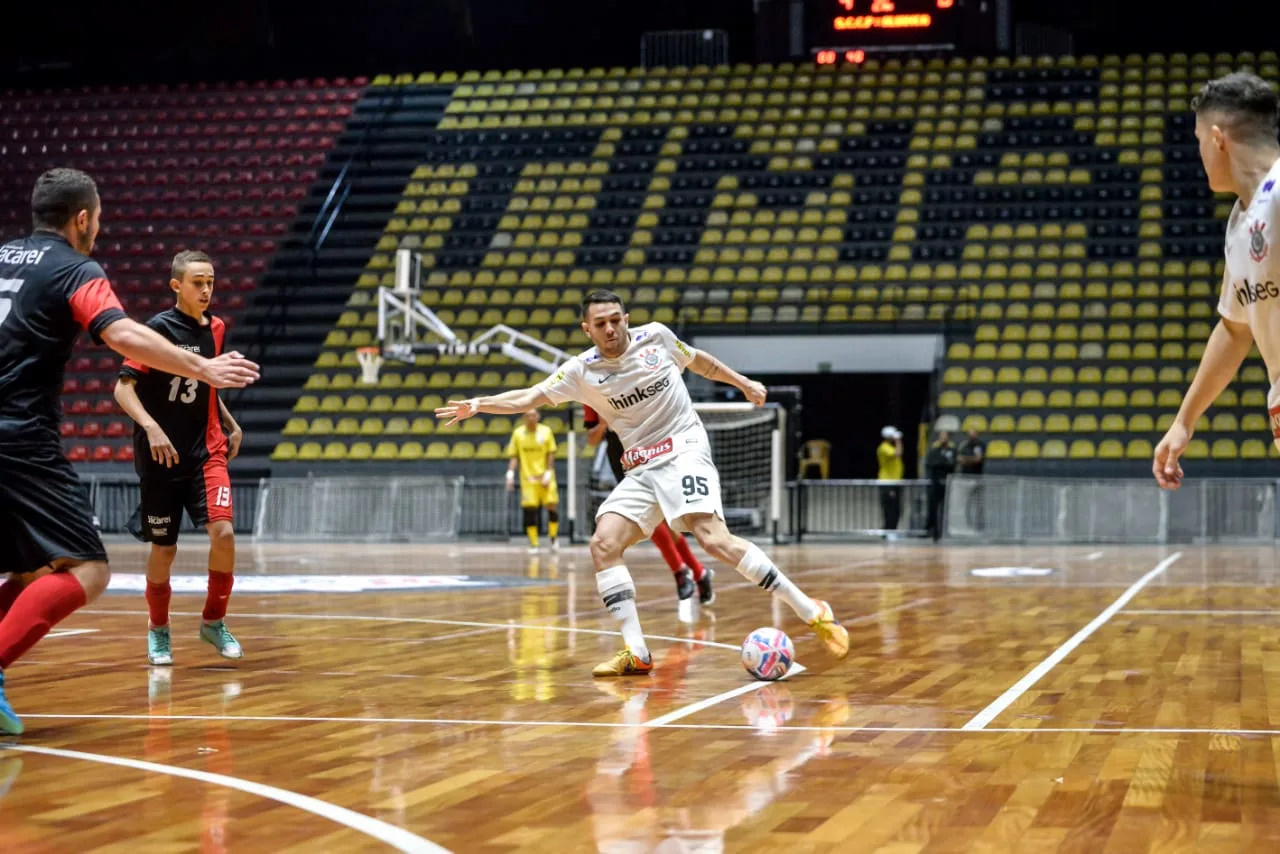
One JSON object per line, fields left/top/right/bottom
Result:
{"left": 356, "top": 346, "right": 384, "bottom": 385}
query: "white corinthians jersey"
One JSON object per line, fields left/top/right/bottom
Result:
{"left": 537, "top": 322, "right": 708, "bottom": 470}
{"left": 1220, "top": 157, "right": 1280, "bottom": 381}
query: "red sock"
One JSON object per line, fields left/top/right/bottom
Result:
{"left": 203, "top": 571, "right": 234, "bottom": 622}
{"left": 673, "top": 533, "right": 705, "bottom": 581}
{"left": 0, "top": 577, "right": 25, "bottom": 623}
{"left": 146, "top": 581, "right": 172, "bottom": 628}
{"left": 650, "top": 522, "right": 685, "bottom": 574}
{"left": 0, "top": 572, "right": 87, "bottom": 669}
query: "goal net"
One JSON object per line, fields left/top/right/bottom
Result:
{"left": 253, "top": 476, "right": 464, "bottom": 542}
{"left": 572, "top": 402, "right": 785, "bottom": 542}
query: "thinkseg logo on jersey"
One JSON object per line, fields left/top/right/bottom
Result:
{"left": 1236, "top": 279, "right": 1279, "bottom": 306}
{"left": 608, "top": 375, "right": 672, "bottom": 410}
{"left": 1250, "top": 219, "right": 1269, "bottom": 263}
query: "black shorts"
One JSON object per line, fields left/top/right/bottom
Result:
{"left": 128, "top": 458, "right": 233, "bottom": 547}
{"left": 0, "top": 443, "right": 107, "bottom": 574}
{"left": 605, "top": 431, "right": 626, "bottom": 482}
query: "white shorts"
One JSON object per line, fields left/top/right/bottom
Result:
{"left": 595, "top": 449, "right": 724, "bottom": 536}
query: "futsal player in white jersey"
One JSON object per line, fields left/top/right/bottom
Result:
{"left": 437, "top": 290, "right": 849, "bottom": 676}
{"left": 1155, "top": 72, "right": 1280, "bottom": 489}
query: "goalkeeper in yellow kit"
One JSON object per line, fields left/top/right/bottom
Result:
{"left": 506, "top": 410, "right": 560, "bottom": 551}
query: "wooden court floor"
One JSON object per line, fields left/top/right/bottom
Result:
{"left": 3, "top": 539, "right": 1280, "bottom": 852}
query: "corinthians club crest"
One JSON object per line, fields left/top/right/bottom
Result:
{"left": 641, "top": 346, "right": 661, "bottom": 370}
{"left": 1250, "top": 219, "right": 1268, "bottom": 263}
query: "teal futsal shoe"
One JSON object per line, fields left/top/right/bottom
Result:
{"left": 148, "top": 625, "right": 173, "bottom": 666}
{"left": 0, "top": 671, "right": 23, "bottom": 736}
{"left": 199, "top": 621, "right": 243, "bottom": 660}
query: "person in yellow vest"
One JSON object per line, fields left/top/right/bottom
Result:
{"left": 506, "top": 410, "right": 560, "bottom": 551}
{"left": 876, "top": 426, "right": 904, "bottom": 535}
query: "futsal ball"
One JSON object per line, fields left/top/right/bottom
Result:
{"left": 741, "top": 627, "right": 795, "bottom": 681}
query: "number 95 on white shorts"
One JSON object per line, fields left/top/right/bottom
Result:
{"left": 595, "top": 450, "right": 724, "bottom": 536}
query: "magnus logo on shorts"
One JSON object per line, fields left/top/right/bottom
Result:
{"left": 1236, "top": 279, "right": 1279, "bottom": 306}
{"left": 622, "top": 438, "right": 674, "bottom": 470}
{"left": 608, "top": 375, "right": 671, "bottom": 410}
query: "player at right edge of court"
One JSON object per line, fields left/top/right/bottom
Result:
{"left": 1155, "top": 73, "right": 1280, "bottom": 489}
{"left": 438, "top": 290, "right": 848, "bottom": 676}
{"left": 0, "top": 168, "right": 260, "bottom": 734}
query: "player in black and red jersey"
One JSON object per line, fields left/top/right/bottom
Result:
{"left": 116, "top": 250, "right": 245, "bottom": 667}
{"left": 0, "top": 168, "right": 259, "bottom": 734}
{"left": 583, "top": 405, "right": 714, "bottom": 606}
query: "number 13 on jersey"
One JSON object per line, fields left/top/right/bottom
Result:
{"left": 168, "top": 376, "right": 199, "bottom": 403}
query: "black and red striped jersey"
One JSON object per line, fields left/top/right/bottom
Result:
{"left": 119, "top": 309, "right": 229, "bottom": 477}
{"left": 0, "top": 232, "right": 127, "bottom": 446}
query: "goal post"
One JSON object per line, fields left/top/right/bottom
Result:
{"left": 568, "top": 401, "right": 787, "bottom": 544}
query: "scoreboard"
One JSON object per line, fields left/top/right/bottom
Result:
{"left": 807, "top": 0, "right": 998, "bottom": 63}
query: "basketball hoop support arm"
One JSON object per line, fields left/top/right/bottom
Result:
{"left": 468, "top": 325, "right": 571, "bottom": 375}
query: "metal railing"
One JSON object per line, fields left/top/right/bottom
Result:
{"left": 944, "top": 474, "right": 1279, "bottom": 544}
{"left": 80, "top": 472, "right": 1280, "bottom": 547}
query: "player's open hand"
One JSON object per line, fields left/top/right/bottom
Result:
{"left": 435, "top": 398, "right": 478, "bottom": 426}
{"left": 742, "top": 379, "right": 767, "bottom": 406}
{"left": 201, "top": 352, "right": 260, "bottom": 389}
{"left": 146, "top": 424, "right": 179, "bottom": 468}
{"left": 1153, "top": 422, "right": 1190, "bottom": 490}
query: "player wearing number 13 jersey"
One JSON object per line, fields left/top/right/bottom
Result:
{"left": 438, "top": 290, "right": 848, "bottom": 677}
{"left": 116, "top": 251, "right": 245, "bottom": 667}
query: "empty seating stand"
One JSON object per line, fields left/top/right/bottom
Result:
{"left": 270, "top": 52, "right": 1279, "bottom": 469}
{"left": 0, "top": 77, "right": 364, "bottom": 463}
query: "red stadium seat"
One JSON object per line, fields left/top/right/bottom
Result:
{"left": 67, "top": 445, "right": 89, "bottom": 462}
{"left": 105, "top": 421, "right": 127, "bottom": 438}
{"left": 81, "top": 421, "right": 101, "bottom": 438}
{"left": 95, "top": 356, "right": 116, "bottom": 373}
{"left": 62, "top": 378, "right": 80, "bottom": 394}
{"left": 69, "top": 399, "right": 91, "bottom": 415}
{"left": 82, "top": 378, "right": 104, "bottom": 395}
{"left": 92, "top": 445, "right": 113, "bottom": 462}
{"left": 71, "top": 356, "right": 92, "bottom": 373}
{"left": 93, "top": 399, "right": 115, "bottom": 415}
{"left": 60, "top": 422, "right": 77, "bottom": 438}
{"left": 114, "top": 445, "right": 135, "bottom": 463}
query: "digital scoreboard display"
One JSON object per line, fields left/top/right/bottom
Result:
{"left": 809, "top": 0, "right": 985, "bottom": 62}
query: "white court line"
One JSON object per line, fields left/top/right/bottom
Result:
{"left": 637, "top": 598, "right": 929, "bottom": 728}
{"left": 961, "top": 551, "right": 1183, "bottom": 731}
{"left": 1126, "top": 609, "right": 1280, "bottom": 616}
{"left": 45, "top": 629, "right": 99, "bottom": 639}
{"left": 20, "top": 713, "right": 1280, "bottom": 739}
{"left": 80, "top": 609, "right": 743, "bottom": 652}
{"left": 0, "top": 743, "right": 447, "bottom": 853}
{"left": 645, "top": 663, "right": 808, "bottom": 727}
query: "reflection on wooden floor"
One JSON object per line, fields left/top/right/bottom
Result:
{"left": 2, "top": 540, "right": 1280, "bottom": 850}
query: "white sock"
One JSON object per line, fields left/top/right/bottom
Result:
{"left": 596, "top": 565, "right": 650, "bottom": 662}
{"left": 735, "top": 543, "right": 823, "bottom": 623}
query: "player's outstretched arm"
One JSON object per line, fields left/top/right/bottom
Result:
{"left": 114, "top": 378, "right": 179, "bottom": 468}
{"left": 101, "top": 318, "right": 260, "bottom": 389}
{"left": 1153, "top": 317, "right": 1253, "bottom": 489}
{"left": 435, "top": 386, "right": 552, "bottom": 426}
{"left": 688, "top": 351, "right": 767, "bottom": 406}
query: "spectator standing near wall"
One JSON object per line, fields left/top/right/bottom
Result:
{"left": 924, "top": 431, "right": 957, "bottom": 542}
{"left": 876, "top": 426, "right": 904, "bottom": 536}
{"left": 956, "top": 428, "right": 986, "bottom": 532}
